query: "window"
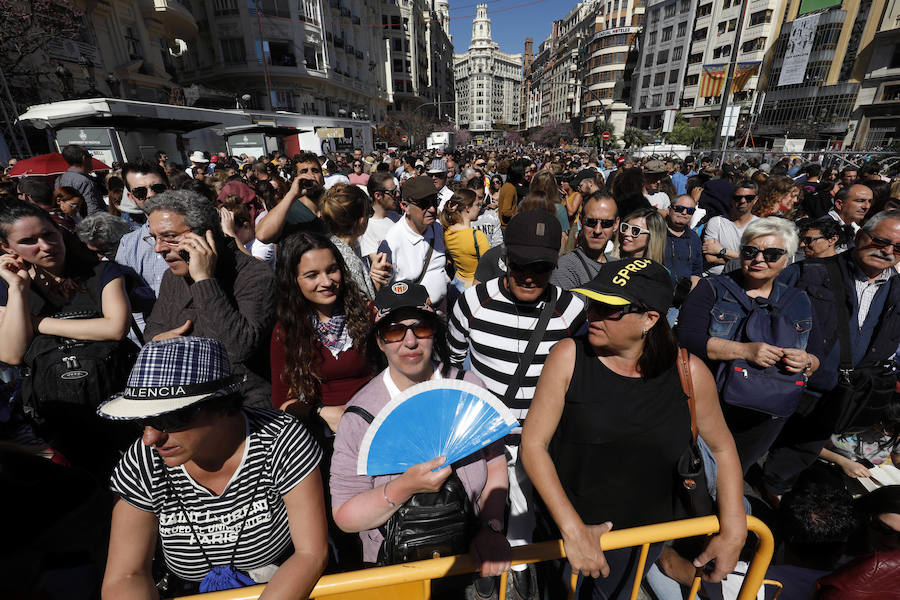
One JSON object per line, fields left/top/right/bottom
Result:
{"left": 662, "top": 27, "right": 672, "bottom": 42}
{"left": 649, "top": 31, "right": 657, "bottom": 45}
{"left": 713, "top": 45, "right": 731, "bottom": 59}
{"left": 669, "top": 69, "right": 679, "bottom": 83}
{"left": 125, "top": 25, "right": 143, "bottom": 60}
{"left": 664, "top": 3, "right": 676, "bottom": 17}
{"left": 249, "top": 0, "right": 291, "bottom": 18}
{"left": 891, "top": 45, "right": 900, "bottom": 69}
{"left": 749, "top": 9, "right": 773, "bottom": 26}
{"left": 693, "top": 27, "right": 708, "bottom": 41}
{"left": 393, "top": 58, "right": 403, "bottom": 72}
{"left": 221, "top": 38, "right": 246, "bottom": 64}
{"left": 645, "top": 52, "right": 654, "bottom": 67}
{"left": 678, "top": 21, "right": 687, "bottom": 37}
{"left": 697, "top": 3, "right": 712, "bottom": 16}
{"left": 654, "top": 72, "right": 665, "bottom": 85}
{"left": 392, "top": 38, "right": 402, "bottom": 51}
{"left": 650, "top": 7, "right": 659, "bottom": 23}
{"left": 666, "top": 91, "right": 676, "bottom": 105}
{"left": 640, "top": 95, "right": 648, "bottom": 108}
{"left": 680, "top": 0, "right": 690, "bottom": 12}
{"left": 271, "top": 89, "right": 294, "bottom": 110}
{"left": 652, "top": 93, "right": 662, "bottom": 106}
{"left": 742, "top": 37, "right": 766, "bottom": 52}
{"left": 673, "top": 46, "right": 683, "bottom": 60}
{"left": 657, "top": 49, "right": 669, "bottom": 64}
{"left": 685, "top": 73, "right": 699, "bottom": 85}
{"left": 643, "top": 74, "right": 651, "bottom": 87}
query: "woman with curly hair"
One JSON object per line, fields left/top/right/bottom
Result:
{"left": 754, "top": 175, "right": 802, "bottom": 219}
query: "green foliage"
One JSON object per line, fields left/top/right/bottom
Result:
{"left": 622, "top": 127, "right": 651, "bottom": 149}
{"left": 666, "top": 112, "right": 717, "bottom": 148}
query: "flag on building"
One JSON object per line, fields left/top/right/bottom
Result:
{"left": 730, "top": 61, "right": 761, "bottom": 93}
{"left": 699, "top": 64, "right": 728, "bottom": 98}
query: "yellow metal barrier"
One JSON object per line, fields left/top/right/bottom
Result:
{"left": 177, "top": 515, "right": 775, "bottom": 600}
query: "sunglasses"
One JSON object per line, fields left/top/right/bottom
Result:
{"left": 407, "top": 196, "right": 439, "bottom": 210}
{"left": 739, "top": 245, "right": 788, "bottom": 262}
{"left": 671, "top": 205, "right": 696, "bottom": 215}
{"left": 620, "top": 223, "right": 651, "bottom": 237}
{"left": 379, "top": 188, "right": 400, "bottom": 197}
{"left": 131, "top": 183, "right": 169, "bottom": 200}
{"left": 862, "top": 231, "right": 900, "bottom": 254}
{"left": 140, "top": 404, "right": 204, "bottom": 433}
{"left": 377, "top": 320, "right": 436, "bottom": 343}
{"left": 587, "top": 303, "right": 646, "bottom": 321}
{"left": 800, "top": 236, "right": 825, "bottom": 246}
{"left": 733, "top": 194, "right": 756, "bottom": 203}
{"left": 508, "top": 261, "right": 555, "bottom": 274}
{"left": 582, "top": 217, "right": 616, "bottom": 229}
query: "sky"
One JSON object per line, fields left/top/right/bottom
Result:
{"left": 447, "top": 0, "right": 579, "bottom": 57}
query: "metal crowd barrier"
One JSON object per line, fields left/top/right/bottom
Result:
{"left": 176, "top": 515, "right": 775, "bottom": 600}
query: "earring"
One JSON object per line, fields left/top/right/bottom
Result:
{"left": 641, "top": 329, "right": 648, "bottom": 338}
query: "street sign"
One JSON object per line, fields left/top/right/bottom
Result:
{"left": 400, "top": 135, "right": 409, "bottom": 143}
{"left": 602, "top": 131, "right": 611, "bottom": 140}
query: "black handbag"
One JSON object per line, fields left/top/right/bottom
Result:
{"left": 818, "top": 260, "right": 899, "bottom": 434}
{"left": 675, "top": 348, "right": 715, "bottom": 518}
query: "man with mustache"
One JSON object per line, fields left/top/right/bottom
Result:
{"left": 550, "top": 193, "right": 618, "bottom": 290}
{"left": 759, "top": 210, "right": 900, "bottom": 500}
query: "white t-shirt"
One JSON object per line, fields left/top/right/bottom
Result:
{"left": 359, "top": 216, "right": 396, "bottom": 258}
{"left": 702, "top": 215, "right": 759, "bottom": 276}
{"left": 645, "top": 191, "right": 671, "bottom": 211}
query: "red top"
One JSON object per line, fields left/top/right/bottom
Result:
{"left": 270, "top": 321, "right": 372, "bottom": 409}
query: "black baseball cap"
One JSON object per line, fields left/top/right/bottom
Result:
{"left": 373, "top": 280, "right": 434, "bottom": 323}
{"left": 504, "top": 210, "right": 562, "bottom": 266}
{"left": 571, "top": 169, "right": 597, "bottom": 187}
{"left": 572, "top": 258, "right": 673, "bottom": 314}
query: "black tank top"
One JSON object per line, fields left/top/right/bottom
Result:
{"left": 548, "top": 337, "right": 692, "bottom": 530}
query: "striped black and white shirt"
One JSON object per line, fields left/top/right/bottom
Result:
{"left": 110, "top": 408, "right": 321, "bottom": 582}
{"left": 448, "top": 278, "right": 586, "bottom": 424}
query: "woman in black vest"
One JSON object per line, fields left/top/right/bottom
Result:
{"left": 0, "top": 200, "right": 133, "bottom": 473}
{"left": 521, "top": 258, "right": 746, "bottom": 599}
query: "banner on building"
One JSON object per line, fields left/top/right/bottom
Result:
{"left": 731, "top": 62, "right": 761, "bottom": 93}
{"left": 777, "top": 13, "right": 820, "bottom": 87}
{"left": 699, "top": 64, "right": 728, "bottom": 98}
{"left": 798, "top": 0, "right": 840, "bottom": 15}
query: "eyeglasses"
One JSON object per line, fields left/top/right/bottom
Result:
{"left": 142, "top": 229, "right": 192, "bottom": 248}
{"left": 140, "top": 405, "right": 204, "bottom": 433}
{"left": 508, "top": 261, "right": 555, "bottom": 274}
{"left": 130, "top": 183, "right": 169, "bottom": 201}
{"left": 733, "top": 194, "right": 756, "bottom": 203}
{"left": 861, "top": 230, "right": 900, "bottom": 253}
{"left": 620, "top": 223, "right": 651, "bottom": 237}
{"left": 671, "top": 205, "right": 696, "bottom": 215}
{"left": 587, "top": 303, "right": 646, "bottom": 321}
{"left": 739, "top": 245, "right": 788, "bottom": 262}
{"left": 377, "top": 320, "right": 436, "bottom": 343}
{"left": 407, "top": 195, "right": 439, "bottom": 210}
{"left": 800, "top": 236, "right": 825, "bottom": 246}
{"left": 582, "top": 217, "right": 616, "bottom": 229}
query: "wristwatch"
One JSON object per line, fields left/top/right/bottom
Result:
{"left": 483, "top": 518, "right": 503, "bottom": 534}
{"left": 717, "top": 247, "right": 728, "bottom": 258}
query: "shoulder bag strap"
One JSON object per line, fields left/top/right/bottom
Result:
{"left": 824, "top": 258, "right": 854, "bottom": 372}
{"left": 414, "top": 239, "right": 435, "bottom": 285}
{"left": 502, "top": 286, "right": 559, "bottom": 407}
{"left": 574, "top": 247, "right": 594, "bottom": 277}
{"left": 472, "top": 229, "right": 481, "bottom": 261}
{"left": 344, "top": 405, "right": 375, "bottom": 424}
{"left": 676, "top": 347, "right": 698, "bottom": 443}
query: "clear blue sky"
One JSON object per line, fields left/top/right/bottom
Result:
{"left": 448, "top": 0, "right": 575, "bottom": 57}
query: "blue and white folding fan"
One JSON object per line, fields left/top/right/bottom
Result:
{"left": 357, "top": 379, "right": 518, "bottom": 476}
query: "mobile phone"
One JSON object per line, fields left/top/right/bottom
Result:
{"left": 178, "top": 250, "right": 191, "bottom": 263}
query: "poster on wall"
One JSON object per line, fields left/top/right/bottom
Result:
{"left": 777, "top": 13, "right": 820, "bottom": 87}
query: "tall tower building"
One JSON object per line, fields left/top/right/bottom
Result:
{"left": 454, "top": 4, "right": 523, "bottom": 140}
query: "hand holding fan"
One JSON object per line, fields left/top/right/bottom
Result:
{"left": 357, "top": 379, "right": 517, "bottom": 476}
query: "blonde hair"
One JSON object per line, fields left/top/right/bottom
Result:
{"left": 321, "top": 183, "right": 369, "bottom": 238}
{"left": 621, "top": 207, "right": 666, "bottom": 264}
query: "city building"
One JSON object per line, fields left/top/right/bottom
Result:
{"left": 680, "top": 0, "right": 786, "bottom": 128}
{"left": 520, "top": 37, "right": 534, "bottom": 130}
{"left": 847, "top": 0, "right": 900, "bottom": 149}
{"left": 454, "top": 4, "right": 523, "bottom": 139}
{"left": 752, "top": 0, "right": 888, "bottom": 149}
{"left": 630, "top": 0, "right": 698, "bottom": 128}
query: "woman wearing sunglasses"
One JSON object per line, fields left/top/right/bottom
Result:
{"left": 330, "top": 281, "right": 512, "bottom": 582}
{"left": 522, "top": 259, "right": 746, "bottom": 597}
{"left": 617, "top": 206, "right": 667, "bottom": 264}
{"left": 100, "top": 337, "right": 328, "bottom": 598}
{"left": 798, "top": 216, "right": 846, "bottom": 259}
{"left": 677, "top": 217, "right": 823, "bottom": 472}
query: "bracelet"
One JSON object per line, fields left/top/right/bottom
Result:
{"left": 383, "top": 479, "right": 397, "bottom": 508}
{"left": 804, "top": 360, "right": 812, "bottom": 374}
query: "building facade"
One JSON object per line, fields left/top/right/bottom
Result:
{"left": 630, "top": 0, "right": 697, "bottom": 128}
{"left": 755, "top": 0, "right": 892, "bottom": 149}
{"left": 454, "top": 4, "right": 523, "bottom": 138}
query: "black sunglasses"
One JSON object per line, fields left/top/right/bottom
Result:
{"left": 379, "top": 188, "right": 400, "bottom": 197}
{"left": 406, "top": 195, "right": 438, "bottom": 210}
{"left": 672, "top": 205, "right": 696, "bottom": 215}
{"left": 587, "top": 302, "right": 646, "bottom": 321}
{"left": 508, "top": 261, "right": 555, "bottom": 274}
{"left": 140, "top": 404, "right": 204, "bottom": 433}
{"left": 800, "top": 236, "right": 825, "bottom": 246}
{"left": 582, "top": 217, "right": 616, "bottom": 229}
{"left": 377, "top": 320, "right": 436, "bottom": 343}
{"left": 740, "top": 245, "right": 788, "bottom": 262}
{"left": 131, "top": 183, "right": 169, "bottom": 200}
{"left": 862, "top": 230, "right": 900, "bottom": 254}
{"left": 733, "top": 194, "right": 756, "bottom": 203}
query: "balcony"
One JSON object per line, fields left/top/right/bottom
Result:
{"left": 141, "top": 0, "right": 198, "bottom": 40}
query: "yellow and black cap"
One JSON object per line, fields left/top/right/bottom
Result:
{"left": 572, "top": 258, "right": 673, "bottom": 314}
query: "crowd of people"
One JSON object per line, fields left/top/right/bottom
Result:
{"left": 1, "top": 142, "right": 899, "bottom": 600}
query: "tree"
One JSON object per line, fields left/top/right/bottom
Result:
{"left": 666, "top": 112, "right": 717, "bottom": 148}
{"left": 528, "top": 120, "right": 575, "bottom": 147}
{"left": 456, "top": 129, "right": 472, "bottom": 145}
{"left": 623, "top": 127, "right": 651, "bottom": 149}
{"left": 504, "top": 132, "right": 523, "bottom": 146}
